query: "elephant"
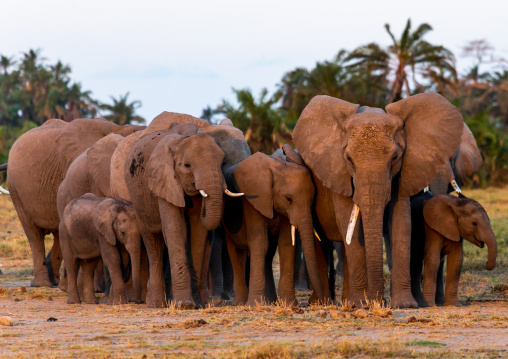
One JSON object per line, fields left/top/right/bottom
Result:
{"left": 223, "top": 150, "right": 324, "bottom": 306}
{"left": 125, "top": 122, "right": 237, "bottom": 308}
{"left": 292, "top": 93, "right": 464, "bottom": 307}
{"left": 56, "top": 132, "right": 148, "bottom": 300}
{"left": 59, "top": 194, "right": 142, "bottom": 304}
{"left": 114, "top": 112, "right": 249, "bottom": 302}
{"left": 410, "top": 192, "right": 496, "bottom": 307}
{"left": 6, "top": 117, "right": 143, "bottom": 287}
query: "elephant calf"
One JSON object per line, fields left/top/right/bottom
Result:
{"left": 60, "top": 194, "right": 142, "bottom": 305}
{"left": 410, "top": 192, "right": 496, "bottom": 307}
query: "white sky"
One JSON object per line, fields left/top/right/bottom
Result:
{"left": 1, "top": 0, "right": 507, "bottom": 122}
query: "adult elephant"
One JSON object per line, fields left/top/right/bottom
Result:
{"left": 7, "top": 118, "right": 143, "bottom": 287}
{"left": 113, "top": 112, "right": 249, "bottom": 301}
{"left": 125, "top": 123, "right": 233, "bottom": 308}
{"left": 292, "top": 93, "right": 464, "bottom": 307}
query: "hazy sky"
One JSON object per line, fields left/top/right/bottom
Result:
{"left": 1, "top": 0, "right": 506, "bottom": 122}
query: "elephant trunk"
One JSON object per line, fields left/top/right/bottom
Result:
{"left": 198, "top": 168, "right": 225, "bottom": 231}
{"left": 298, "top": 216, "right": 324, "bottom": 301}
{"left": 355, "top": 184, "right": 389, "bottom": 302}
{"left": 484, "top": 231, "right": 497, "bottom": 271}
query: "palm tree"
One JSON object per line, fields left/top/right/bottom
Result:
{"left": 100, "top": 92, "right": 145, "bottom": 125}
{"left": 347, "top": 19, "right": 457, "bottom": 103}
{"left": 215, "top": 88, "right": 289, "bottom": 154}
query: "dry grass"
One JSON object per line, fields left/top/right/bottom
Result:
{"left": 0, "top": 189, "right": 507, "bottom": 358}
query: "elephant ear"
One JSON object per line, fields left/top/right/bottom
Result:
{"left": 143, "top": 112, "right": 210, "bottom": 136}
{"left": 233, "top": 152, "right": 274, "bottom": 218}
{"left": 146, "top": 133, "right": 186, "bottom": 207}
{"left": 93, "top": 200, "right": 117, "bottom": 246}
{"left": 87, "top": 134, "right": 124, "bottom": 197}
{"left": 423, "top": 195, "right": 460, "bottom": 242}
{"left": 219, "top": 118, "right": 234, "bottom": 126}
{"left": 455, "top": 122, "right": 482, "bottom": 182}
{"left": 293, "top": 95, "right": 359, "bottom": 196}
{"left": 386, "top": 93, "right": 464, "bottom": 197}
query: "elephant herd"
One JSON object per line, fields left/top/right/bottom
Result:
{"left": 1, "top": 92, "right": 497, "bottom": 309}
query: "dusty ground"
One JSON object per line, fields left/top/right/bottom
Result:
{"left": 0, "top": 188, "right": 507, "bottom": 358}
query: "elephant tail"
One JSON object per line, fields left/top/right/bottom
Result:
{"left": 0, "top": 163, "right": 9, "bottom": 195}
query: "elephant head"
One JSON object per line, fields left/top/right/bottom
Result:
{"left": 146, "top": 124, "right": 227, "bottom": 230}
{"left": 231, "top": 152, "right": 325, "bottom": 300}
{"left": 423, "top": 194, "right": 496, "bottom": 270}
{"left": 293, "top": 93, "right": 464, "bottom": 299}
{"left": 94, "top": 197, "right": 142, "bottom": 303}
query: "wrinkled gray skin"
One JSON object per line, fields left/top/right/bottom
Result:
{"left": 126, "top": 113, "right": 250, "bottom": 304}
{"left": 60, "top": 194, "right": 142, "bottom": 305}
{"left": 293, "top": 93, "right": 464, "bottom": 308}
{"left": 7, "top": 118, "right": 143, "bottom": 288}
{"left": 410, "top": 193, "right": 496, "bottom": 307}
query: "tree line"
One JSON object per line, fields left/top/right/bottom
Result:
{"left": 0, "top": 49, "right": 145, "bottom": 163}
{"left": 205, "top": 19, "right": 508, "bottom": 187}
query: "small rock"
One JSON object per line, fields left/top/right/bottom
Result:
{"left": 315, "top": 310, "right": 327, "bottom": 318}
{"left": 291, "top": 307, "right": 304, "bottom": 314}
{"left": 353, "top": 309, "right": 369, "bottom": 318}
{"left": 407, "top": 316, "right": 433, "bottom": 324}
{"left": 183, "top": 319, "right": 207, "bottom": 329}
{"left": 18, "top": 286, "right": 27, "bottom": 293}
{"left": 48, "top": 297, "right": 53, "bottom": 301}
{"left": 219, "top": 319, "right": 232, "bottom": 325}
{"left": 275, "top": 309, "right": 293, "bottom": 317}
{"left": 372, "top": 315, "right": 382, "bottom": 322}
{"left": 0, "top": 287, "right": 6, "bottom": 295}
{"left": 372, "top": 308, "right": 392, "bottom": 318}
{"left": 0, "top": 316, "right": 14, "bottom": 326}
{"left": 47, "top": 317, "right": 58, "bottom": 322}
{"left": 344, "top": 312, "right": 352, "bottom": 319}
{"left": 13, "top": 298, "right": 22, "bottom": 302}
{"left": 330, "top": 310, "right": 344, "bottom": 319}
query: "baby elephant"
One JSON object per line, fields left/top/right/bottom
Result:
{"left": 411, "top": 192, "right": 497, "bottom": 307}
{"left": 60, "top": 194, "right": 142, "bottom": 304}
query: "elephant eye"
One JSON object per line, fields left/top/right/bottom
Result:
{"left": 346, "top": 154, "right": 355, "bottom": 168}
{"left": 184, "top": 163, "right": 191, "bottom": 168}
{"left": 286, "top": 196, "right": 293, "bottom": 204}
{"left": 392, "top": 153, "right": 398, "bottom": 161}
{"left": 472, "top": 222, "right": 478, "bottom": 227}
{"left": 121, "top": 231, "right": 126, "bottom": 236}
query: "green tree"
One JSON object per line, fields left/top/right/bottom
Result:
{"left": 99, "top": 92, "right": 145, "bottom": 125}
{"left": 348, "top": 19, "right": 457, "bottom": 103}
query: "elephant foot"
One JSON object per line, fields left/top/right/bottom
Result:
{"left": 84, "top": 297, "right": 99, "bottom": 305}
{"left": 58, "top": 276, "right": 68, "bottom": 292}
{"left": 232, "top": 298, "right": 247, "bottom": 306}
{"left": 391, "top": 293, "right": 418, "bottom": 308}
{"left": 174, "top": 300, "right": 196, "bottom": 310}
{"left": 246, "top": 295, "right": 264, "bottom": 307}
{"left": 67, "top": 292, "right": 81, "bottom": 304}
{"left": 30, "top": 275, "right": 53, "bottom": 288}
{"left": 444, "top": 298, "right": 461, "bottom": 307}
{"left": 220, "top": 290, "right": 231, "bottom": 300}
{"left": 108, "top": 295, "right": 127, "bottom": 305}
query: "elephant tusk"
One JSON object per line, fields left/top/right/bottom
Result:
{"left": 346, "top": 204, "right": 360, "bottom": 245}
{"left": 0, "top": 185, "right": 9, "bottom": 195}
{"left": 199, "top": 189, "right": 208, "bottom": 197}
{"left": 451, "top": 179, "right": 461, "bottom": 194}
{"left": 224, "top": 188, "right": 244, "bottom": 197}
{"left": 291, "top": 225, "right": 296, "bottom": 246}
{"left": 423, "top": 186, "right": 429, "bottom": 193}
{"left": 314, "top": 228, "right": 321, "bottom": 242}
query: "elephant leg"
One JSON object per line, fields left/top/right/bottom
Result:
{"left": 335, "top": 242, "right": 345, "bottom": 282}
{"left": 294, "top": 236, "right": 308, "bottom": 290}
{"left": 159, "top": 200, "right": 194, "bottom": 309}
{"left": 102, "top": 247, "right": 128, "bottom": 305}
{"left": 141, "top": 229, "right": 166, "bottom": 308}
{"left": 422, "top": 240, "right": 442, "bottom": 307}
{"left": 81, "top": 259, "right": 99, "bottom": 304}
{"left": 264, "top": 232, "right": 278, "bottom": 304}
{"left": 187, "top": 204, "right": 211, "bottom": 308}
{"left": 391, "top": 197, "right": 417, "bottom": 308}
{"left": 24, "top": 223, "right": 52, "bottom": 288}
{"left": 94, "top": 258, "right": 104, "bottom": 293}
{"left": 245, "top": 210, "right": 269, "bottom": 306}
{"left": 208, "top": 229, "right": 224, "bottom": 297}
{"left": 46, "top": 231, "right": 62, "bottom": 286}
{"left": 333, "top": 195, "right": 367, "bottom": 306}
{"left": 60, "top": 231, "right": 80, "bottom": 304}
{"left": 140, "top": 245, "right": 149, "bottom": 303}
{"left": 444, "top": 242, "right": 463, "bottom": 307}
{"left": 410, "top": 233, "right": 427, "bottom": 308}
{"left": 277, "top": 223, "right": 296, "bottom": 305}
{"left": 309, "top": 237, "right": 330, "bottom": 304}
{"left": 225, "top": 234, "right": 248, "bottom": 305}
{"left": 435, "top": 259, "right": 445, "bottom": 306}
